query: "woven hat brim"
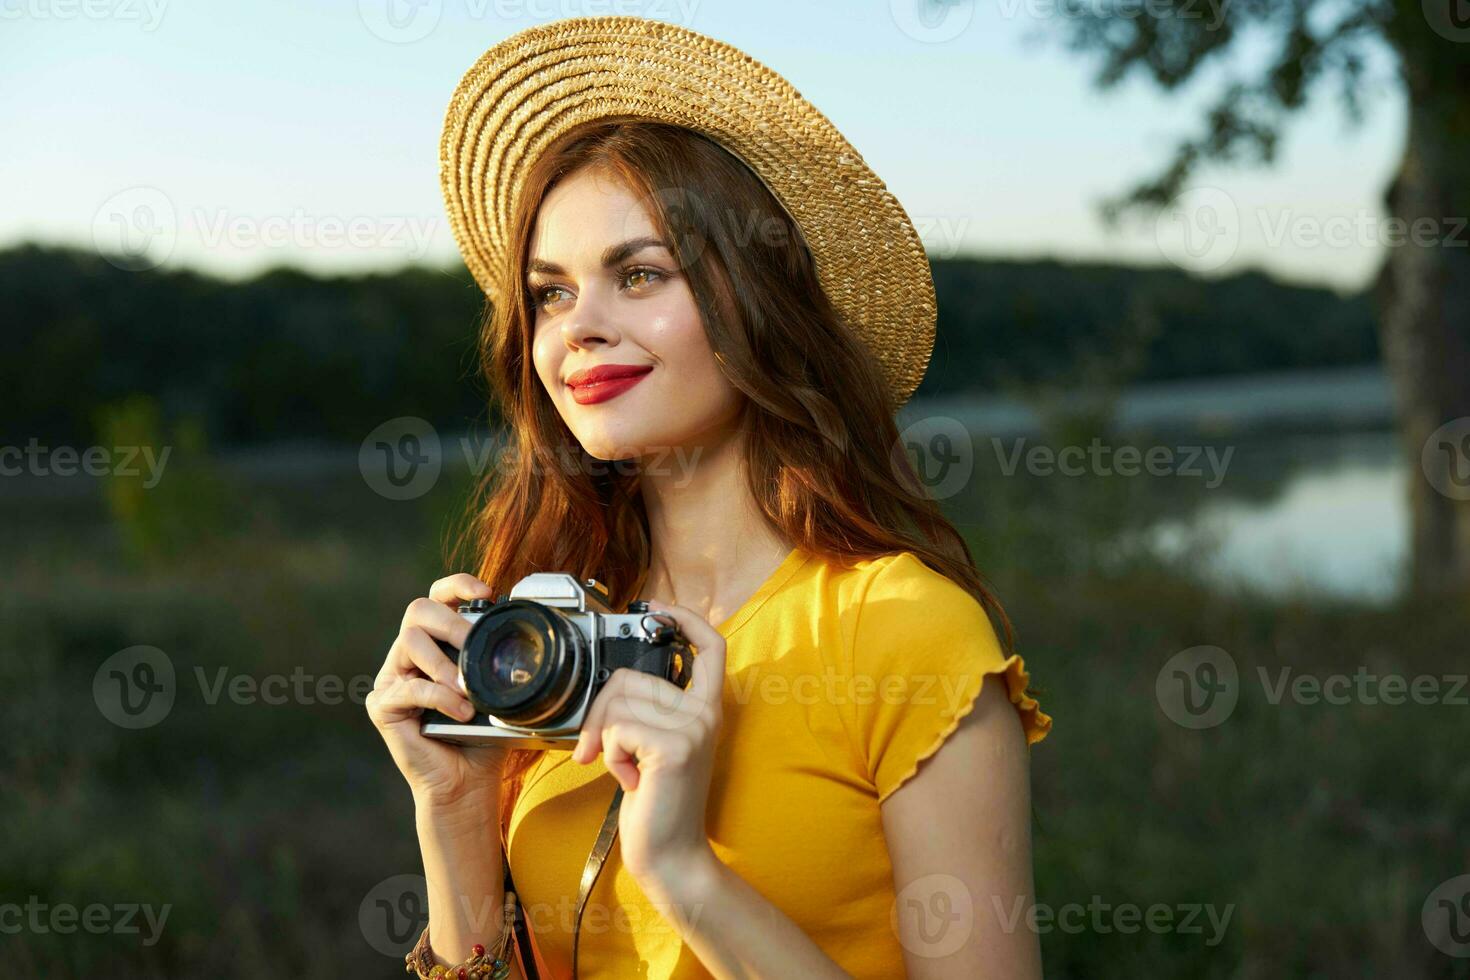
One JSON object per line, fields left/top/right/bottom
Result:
{"left": 440, "top": 15, "right": 936, "bottom": 406}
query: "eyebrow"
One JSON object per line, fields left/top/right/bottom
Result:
{"left": 526, "top": 236, "right": 670, "bottom": 281}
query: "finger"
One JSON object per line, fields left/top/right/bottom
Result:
{"left": 571, "top": 668, "right": 646, "bottom": 763}
{"left": 395, "top": 625, "right": 464, "bottom": 693}
{"left": 598, "top": 663, "right": 684, "bottom": 708}
{"left": 643, "top": 600, "right": 726, "bottom": 707}
{"left": 601, "top": 720, "right": 697, "bottom": 792}
{"left": 401, "top": 595, "right": 473, "bottom": 649}
{"left": 367, "top": 676, "right": 475, "bottom": 726}
{"left": 575, "top": 670, "right": 707, "bottom": 770}
{"left": 429, "top": 573, "right": 495, "bottom": 606}
{"left": 572, "top": 672, "right": 618, "bottom": 764}
{"left": 609, "top": 667, "right": 702, "bottom": 734}
{"left": 601, "top": 720, "right": 657, "bottom": 792}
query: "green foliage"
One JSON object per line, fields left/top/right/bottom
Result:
{"left": 0, "top": 245, "right": 1376, "bottom": 448}
{"left": 94, "top": 395, "right": 239, "bottom": 565}
{"left": 919, "top": 260, "right": 1376, "bottom": 400}
{"left": 0, "top": 245, "right": 490, "bottom": 448}
{"left": 1036, "top": 0, "right": 1397, "bottom": 221}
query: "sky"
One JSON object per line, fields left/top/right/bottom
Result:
{"left": 0, "top": 0, "right": 1406, "bottom": 293}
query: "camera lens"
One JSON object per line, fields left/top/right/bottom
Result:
{"left": 459, "top": 601, "right": 587, "bottom": 726}
{"left": 488, "top": 626, "right": 543, "bottom": 690}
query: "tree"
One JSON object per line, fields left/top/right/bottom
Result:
{"left": 996, "top": 0, "right": 1469, "bottom": 592}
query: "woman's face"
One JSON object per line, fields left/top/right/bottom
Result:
{"left": 527, "top": 166, "right": 743, "bottom": 463}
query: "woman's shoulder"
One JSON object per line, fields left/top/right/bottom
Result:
{"left": 814, "top": 549, "right": 1052, "bottom": 799}
{"left": 797, "top": 548, "right": 1001, "bottom": 674}
{"left": 826, "top": 549, "right": 986, "bottom": 626}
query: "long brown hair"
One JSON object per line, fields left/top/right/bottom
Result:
{"left": 446, "top": 117, "right": 1015, "bottom": 840}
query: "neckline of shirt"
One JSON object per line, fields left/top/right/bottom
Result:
{"left": 714, "top": 544, "right": 810, "bottom": 639}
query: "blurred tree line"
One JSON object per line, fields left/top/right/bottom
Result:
{"left": 1022, "top": 0, "right": 1470, "bottom": 591}
{"left": 0, "top": 244, "right": 1376, "bottom": 447}
{"left": 1, "top": 245, "right": 490, "bottom": 448}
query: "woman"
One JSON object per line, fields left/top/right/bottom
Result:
{"left": 368, "top": 16, "right": 1052, "bottom": 979}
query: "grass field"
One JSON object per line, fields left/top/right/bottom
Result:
{"left": 2, "top": 424, "right": 1467, "bottom": 978}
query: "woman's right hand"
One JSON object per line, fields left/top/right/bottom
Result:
{"left": 367, "top": 573, "right": 510, "bottom": 807}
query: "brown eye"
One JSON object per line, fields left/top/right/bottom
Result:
{"left": 534, "top": 285, "right": 569, "bottom": 309}
{"left": 622, "top": 268, "right": 662, "bottom": 290}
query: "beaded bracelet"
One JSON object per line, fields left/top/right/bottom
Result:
{"left": 404, "top": 890, "right": 517, "bottom": 980}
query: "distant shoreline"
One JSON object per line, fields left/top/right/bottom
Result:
{"left": 0, "top": 366, "right": 1398, "bottom": 504}
{"left": 900, "top": 364, "right": 1392, "bottom": 439}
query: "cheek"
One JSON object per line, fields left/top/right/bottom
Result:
{"left": 530, "top": 328, "right": 562, "bottom": 391}
{"left": 645, "top": 312, "right": 721, "bottom": 381}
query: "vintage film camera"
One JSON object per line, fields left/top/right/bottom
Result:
{"left": 420, "top": 573, "right": 694, "bottom": 750}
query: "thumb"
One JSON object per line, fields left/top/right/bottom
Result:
{"left": 646, "top": 601, "right": 726, "bottom": 704}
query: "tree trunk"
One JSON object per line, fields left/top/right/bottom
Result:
{"left": 1374, "top": 89, "right": 1470, "bottom": 595}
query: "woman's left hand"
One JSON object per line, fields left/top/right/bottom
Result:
{"left": 571, "top": 600, "right": 725, "bottom": 890}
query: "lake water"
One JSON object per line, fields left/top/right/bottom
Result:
{"left": 1144, "top": 429, "right": 1406, "bottom": 601}
{"left": 3, "top": 367, "right": 1411, "bottom": 602}
{"left": 901, "top": 367, "right": 1410, "bottom": 602}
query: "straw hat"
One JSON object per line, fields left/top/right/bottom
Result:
{"left": 439, "top": 15, "right": 937, "bottom": 407}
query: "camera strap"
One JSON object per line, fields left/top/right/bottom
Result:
{"left": 502, "top": 844, "right": 537, "bottom": 979}
{"left": 502, "top": 781, "right": 623, "bottom": 980}
{"left": 571, "top": 783, "right": 625, "bottom": 978}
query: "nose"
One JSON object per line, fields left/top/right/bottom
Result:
{"left": 560, "top": 290, "right": 621, "bottom": 351}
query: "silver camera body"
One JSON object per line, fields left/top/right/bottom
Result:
{"left": 420, "top": 573, "right": 692, "bottom": 751}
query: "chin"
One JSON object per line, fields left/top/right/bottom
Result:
{"left": 569, "top": 423, "right": 662, "bottom": 463}
{"left": 559, "top": 394, "right": 739, "bottom": 466}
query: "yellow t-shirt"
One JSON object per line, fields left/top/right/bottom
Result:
{"left": 505, "top": 546, "right": 1052, "bottom": 978}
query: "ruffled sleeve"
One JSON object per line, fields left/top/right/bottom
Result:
{"left": 844, "top": 552, "right": 1052, "bottom": 803}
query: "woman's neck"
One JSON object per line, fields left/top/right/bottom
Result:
{"left": 637, "top": 428, "right": 792, "bottom": 629}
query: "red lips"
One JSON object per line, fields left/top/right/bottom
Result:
{"left": 565, "top": 363, "right": 653, "bottom": 388}
{"left": 565, "top": 363, "right": 654, "bottom": 405}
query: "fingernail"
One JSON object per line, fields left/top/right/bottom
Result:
{"left": 457, "top": 700, "right": 475, "bottom": 720}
